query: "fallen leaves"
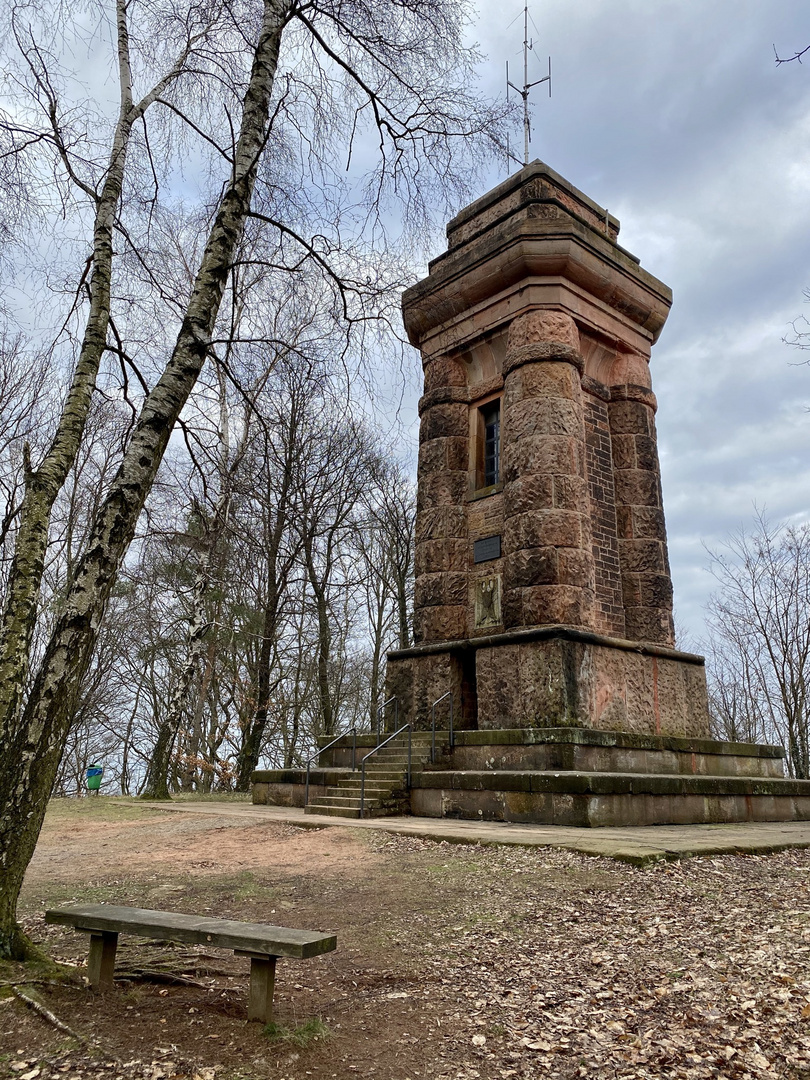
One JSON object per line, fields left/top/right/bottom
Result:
{"left": 378, "top": 837, "right": 810, "bottom": 1080}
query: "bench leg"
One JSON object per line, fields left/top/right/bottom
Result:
{"left": 87, "top": 931, "right": 118, "bottom": 991}
{"left": 248, "top": 956, "right": 277, "bottom": 1023}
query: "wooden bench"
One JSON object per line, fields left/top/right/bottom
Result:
{"left": 45, "top": 903, "right": 336, "bottom": 1023}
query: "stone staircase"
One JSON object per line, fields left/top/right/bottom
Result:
{"left": 304, "top": 733, "right": 435, "bottom": 818}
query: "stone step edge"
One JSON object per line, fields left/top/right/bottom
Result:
{"left": 313, "top": 727, "right": 783, "bottom": 759}
{"left": 413, "top": 770, "right": 810, "bottom": 797}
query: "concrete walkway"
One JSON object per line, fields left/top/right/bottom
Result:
{"left": 138, "top": 801, "right": 810, "bottom": 865}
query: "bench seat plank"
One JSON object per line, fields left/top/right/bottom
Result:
{"left": 45, "top": 904, "right": 336, "bottom": 959}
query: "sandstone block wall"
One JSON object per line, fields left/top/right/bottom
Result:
{"left": 388, "top": 160, "right": 709, "bottom": 737}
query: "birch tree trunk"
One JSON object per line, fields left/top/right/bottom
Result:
{"left": 0, "top": 3, "right": 200, "bottom": 742}
{"left": 141, "top": 548, "right": 213, "bottom": 799}
{"left": 0, "top": 0, "right": 290, "bottom": 959}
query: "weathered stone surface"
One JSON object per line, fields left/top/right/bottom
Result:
{"left": 503, "top": 342, "right": 583, "bottom": 377}
{"left": 552, "top": 475, "right": 589, "bottom": 511}
{"left": 504, "top": 547, "right": 558, "bottom": 589}
{"left": 630, "top": 506, "right": 667, "bottom": 540}
{"left": 505, "top": 395, "right": 583, "bottom": 439}
{"left": 507, "top": 310, "right": 580, "bottom": 351}
{"left": 503, "top": 509, "right": 584, "bottom": 552}
{"left": 390, "top": 161, "right": 694, "bottom": 736}
{"left": 413, "top": 604, "right": 467, "bottom": 643}
{"left": 502, "top": 474, "right": 555, "bottom": 516}
{"left": 419, "top": 401, "right": 468, "bottom": 442}
{"left": 385, "top": 650, "right": 477, "bottom": 731}
{"left": 556, "top": 548, "right": 596, "bottom": 588}
{"left": 418, "top": 436, "right": 468, "bottom": 476}
{"left": 634, "top": 434, "right": 659, "bottom": 472}
{"left": 505, "top": 433, "right": 583, "bottom": 480}
{"left": 423, "top": 355, "right": 467, "bottom": 390}
{"left": 415, "top": 506, "right": 466, "bottom": 542}
{"left": 414, "top": 572, "right": 447, "bottom": 609}
{"left": 611, "top": 384, "right": 657, "bottom": 410}
{"left": 430, "top": 732, "right": 786, "bottom": 778}
{"left": 619, "top": 539, "right": 667, "bottom": 574}
{"left": 419, "top": 387, "right": 468, "bottom": 411}
{"left": 624, "top": 605, "right": 676, "bottom": 645}
{"left": 610, "top": 433, "right": 636, "bottom": 470}
{"left": 521, "top": 584, "right": 591, "bottom": 627}
{"left": 519, "top": 360, "right": 581, "bottom": 400}
{"left": 613, "top": 469, "right": 660, "bottom": 508}
{"left": 608, "top": 399, "right": 654, "bottom": 437}
{"left": 467, "top": 491, "right": 504, "bottom": 535}
{"left": 417, "top": 470, "right": 467, "bottom": 510}
{"left": 252, "top": 720, "right": 810, "bottom": 826}
{"left": 609, "top": 351, "right": 652, "bottom": 388}
{"left": 415, "top": 538, "right": 469, "bottom": 576}
{"left": 463, "top": 632, "right": 711, "bottom": 736}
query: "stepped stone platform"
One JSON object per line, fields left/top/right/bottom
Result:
{"left": 254, "top": 163, "right": 810, "bottom": 832}
{"left": 252, "top": 726, "right": 810, "bottom": 828}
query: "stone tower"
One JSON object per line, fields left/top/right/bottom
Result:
{"left": 386, "top": 161, "right": 710, "bottom": 737}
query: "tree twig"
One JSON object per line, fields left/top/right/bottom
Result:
{"left": 11, "top": 985, "right": 120, "bottom": 1061}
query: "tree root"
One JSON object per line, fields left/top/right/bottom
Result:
{"left": 115, "top": 967, "right": 207, "bottom": 987}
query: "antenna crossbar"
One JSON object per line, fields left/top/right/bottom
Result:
{"left": 505, "top": 3, "right": 551, "bottom": 167}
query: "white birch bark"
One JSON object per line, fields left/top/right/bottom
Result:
{"left": 0, "top": 0, "right": 291, "bottom": 958}
{"left": 0, "top": 0, "right": 201, "bottom": 739}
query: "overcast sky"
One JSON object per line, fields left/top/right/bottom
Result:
{"left": 8, "top": 0, "right": 808, "bottom": 647}
{"left": 406, "top": 0, "right": 810, "bottom": 645}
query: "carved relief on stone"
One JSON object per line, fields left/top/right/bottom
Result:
{"left": 474, "top": 575, "right": 502, "bottom": 629}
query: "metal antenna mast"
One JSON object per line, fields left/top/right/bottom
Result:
{"left": 506, "top": 3, "right": 551, "bottom": 167}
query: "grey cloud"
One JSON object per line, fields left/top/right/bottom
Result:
{"left": 445, "top": 0, "right": 810, "bottom": 641}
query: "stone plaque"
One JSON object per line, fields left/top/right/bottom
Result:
{"left": 473, "top": 535, "right": 501, "bottom": 563}
{"left": 474, "top": 575, "right": 501, "bottom": 628}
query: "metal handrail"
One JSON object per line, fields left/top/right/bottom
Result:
{"left": 359, "top": 723, "right": 411, "bottom": 819}
{"left": 305, "top": 728, "right": 356, "bottom": 806}
{"left": 430, "top": 691, "right": 454, "bottom": 763}
{"left": 375, "top": 696, "right": 398, "bottom": 745}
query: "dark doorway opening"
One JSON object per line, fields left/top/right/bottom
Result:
{"left": 450, "top": 648, "right": 478, "bottom": 729}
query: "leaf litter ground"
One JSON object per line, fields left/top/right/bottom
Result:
{"left": 1, "top": 798, "right": 809, "bottom": 1079}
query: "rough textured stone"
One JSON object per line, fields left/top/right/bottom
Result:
{"left": 619, "top": 539, "right": 667, "bottom": 574}
{"left": 505, "top": 395, "right": 583, "bottom": 439}
{"left": 505, "top": 433, "right": 583, "bottom": 479}
{"left": 503, "top": 509, "right": 584, "bottom": 553}
{"left": 412, "top": 604, "right": 467, "bottom": 644}
{"left": 608, "top": 399, "right": 654, "bottom": 437}
{"left": 504, "top": 547, "right": 558, "bottom": 589}
{"left": 552, "top": 475, "right": 589, "bottom": 511}
{"left": 423, "top": 355, "right": 467, "bottom": 390}
{"left": 507, "top": 310, "right": 581, "bottom": 352}
{"left": 502, "top": 474, "right": 555, "bottom": 516}
{"left": 417, "top": 470, "right": 468, "bottom": 511}
{"left": 419, "top": 401, "right": 468, "bottom": 442}
{"left": 415, "top": 506, "right": 466, "bottom": 542}
{"left": 519, "top": 360, "right": 581, "bottom": 400}
{"left": 415, "top": 538, "right": 469, "bottom": 576}
{"left": 613, "top": 469, "right": 660, "bottom": 509}
{"left": 521, "top": 585, "right": 592, "bottom": 627}
{"left": 389, "top": 160, "right": 701, "bottom": 736}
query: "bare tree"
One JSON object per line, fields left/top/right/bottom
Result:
{"left": 774, "top": 42, "right": 810, "bottom": 65}
{"left": 0, "top": 0, "right": 507, "bottom": 957}
{"left": 357, "top": 460, "right": 416, "bottom": 726}
{"left": 705, "top": 514, "right": 810, "bottom": 776}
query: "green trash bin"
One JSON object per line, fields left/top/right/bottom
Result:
{"left": 86, "top": 764, "right": 103, "bottom": 794}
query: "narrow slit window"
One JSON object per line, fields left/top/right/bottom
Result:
{"left": 482, "top": 401, "right": 500, "bottom": 487}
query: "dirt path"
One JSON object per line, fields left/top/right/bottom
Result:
{"left": 2, "top": 798, "right": 810, "bottom": 1080}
